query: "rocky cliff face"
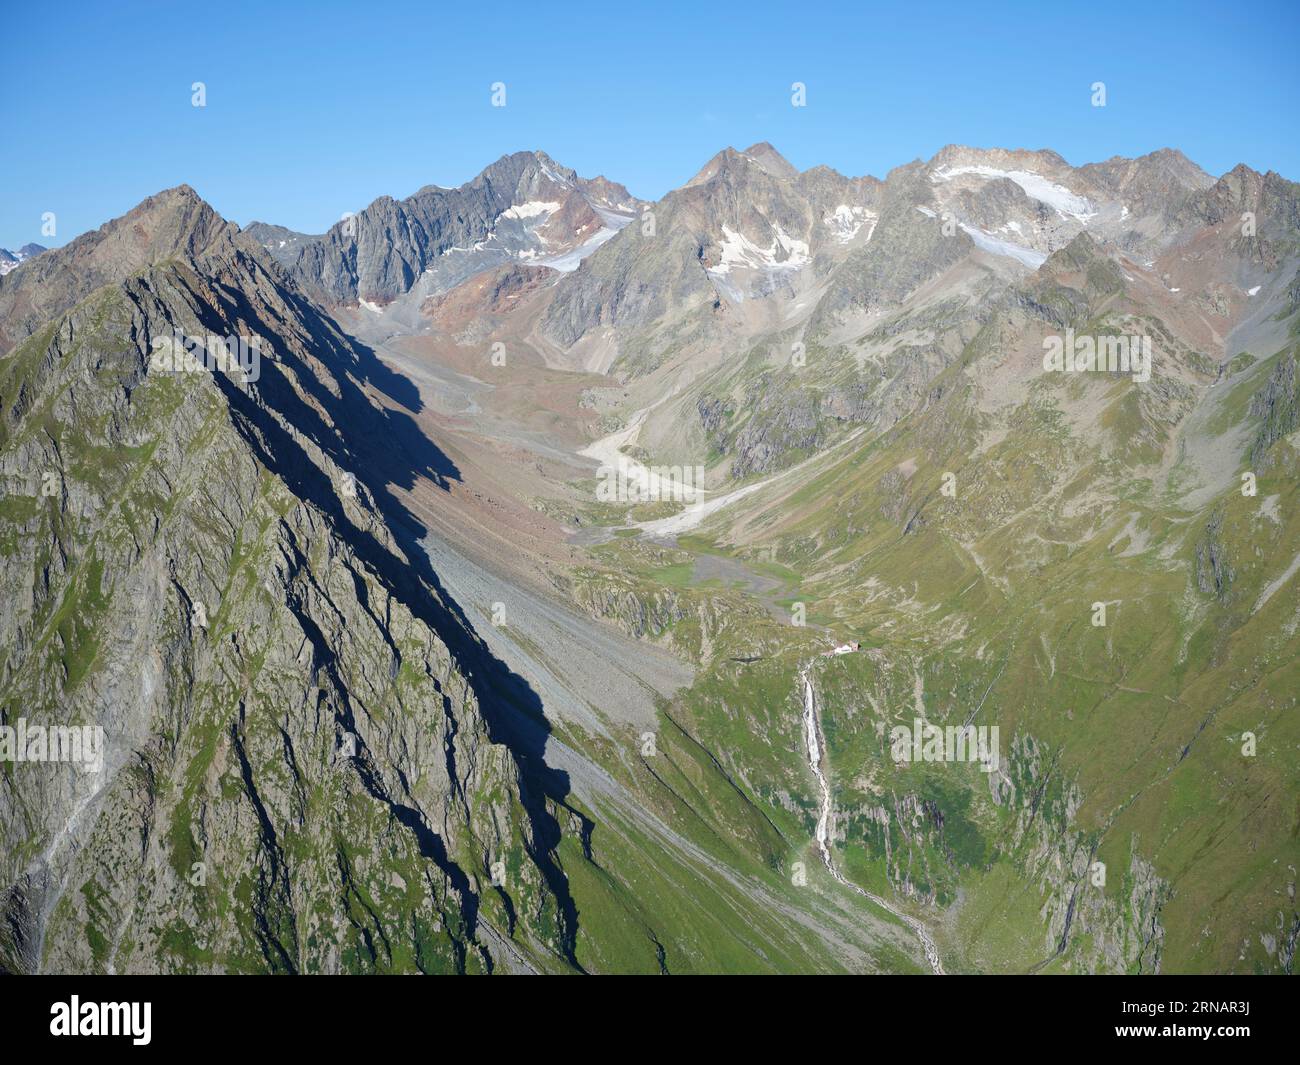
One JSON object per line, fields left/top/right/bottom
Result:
{"left": 0, "top": 187, "right": 227, "bottom": 356}
{"left": 539, "top": 142, "right": 881, "bottom": 360}
{"left": 551, "top": 142, "right": 1298, "bottom": 487}
{"left": 288, "top": 150, "right": 639, "bottom": 307}
{"left": 0, "top": 194, "right": 582, "bottom": 973}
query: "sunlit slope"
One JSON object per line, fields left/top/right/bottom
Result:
{"left": 582, "top": 242, "right": 1300, "bottom": 972}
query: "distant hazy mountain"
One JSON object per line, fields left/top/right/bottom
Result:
{"left": 0, "top": 243, "right": 46, "bottom": 276}
{"left": 241, "top": 221, "right": 320, "bottom": 267}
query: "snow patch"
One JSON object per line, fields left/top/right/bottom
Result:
{"left": 823, "top": 204, "right": 877, "bottom": 244}
{"left": 0, "top": 246, "right": 40, "bottom": 276}
{"left": 933, "top": 164, "right": 1097, "bottom": 222}
{"left": 709, "top": 223, "right": 811, "bottom": 277}
{"left": 502, "top": 200, "right": 561, "bottom": 220}
{"left": 535, "top": 227, "right": 617, "bottom": 272}
{"left": 959, "top": 223, "right": 1047, "bottom": 268}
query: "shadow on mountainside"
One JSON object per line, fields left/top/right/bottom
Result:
{"left": 188, "top": 268, "right": 586, "bottom": 971}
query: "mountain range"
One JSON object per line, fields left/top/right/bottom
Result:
{"left": 0, "top": 244, "right": 45, "bottom": 277}
{"left": 0, "top": 140, "right": 1296, "bottom": 974}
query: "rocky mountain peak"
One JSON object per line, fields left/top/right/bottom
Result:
{"left": 930, "top": 144, "right": 1071, "bottom": 175}
{"left": 742, "top": 142, "right": 799, "bottom": 180}
{"left": 0, "top": 185, "right": 239, "bottom": 354}
{"left": 0, "top": 243, "right": 46, "bottom": 277}
{"left": 1219, "top": 162, "right": 1266, "bottom": 197}
{"left": 285, "top": 150, "right": 642, "bottom": 307}
{"left": 476, "top": 149, "right": 578, "bottom": 200}
{"left": 685, "top": 147, "right": 745, "bottom": 187}
{"left": 685, "top": 143, "right": 799, "bottom": 188}
{"left": 1175, "top": 162, "right": 1272, "bottom": 228}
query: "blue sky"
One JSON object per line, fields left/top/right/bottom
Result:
{"left": 3, "top": 0, "right": 1297, "bottom": 250}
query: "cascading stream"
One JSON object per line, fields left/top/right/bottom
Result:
{"left": 800, "top": 665, "right": 945, "bottom": 975}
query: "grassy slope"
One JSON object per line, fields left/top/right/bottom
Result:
{"left": 569, "top": 298, "right": 1299, "bottom": 971}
